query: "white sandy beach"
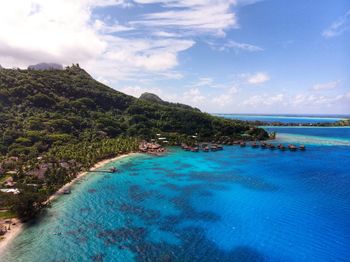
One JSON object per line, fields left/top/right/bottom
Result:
{"left": 0, "top": 219, "right": 22, "bottom": 254}
{"left": 0, "top": 152, "right": 137, "bottom": 255}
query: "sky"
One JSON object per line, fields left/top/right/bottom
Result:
{"left": 0, "top": 0, "right": 349, "bottom": 114}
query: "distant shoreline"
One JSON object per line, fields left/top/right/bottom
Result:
{"left": 261, "top": 126, "right": 350, "bottom": 128}
{"left": 0, "top": 152, "right": 139, "bottom": 256}
{"left": 213, "top": 113, "right": 350, "bottom": 118}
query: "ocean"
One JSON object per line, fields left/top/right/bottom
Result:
{"left": 215, "top": 114, "right": 348, "bottom": 124}
{"left": 1, "top": 118, "right": 350, "bottom": 261}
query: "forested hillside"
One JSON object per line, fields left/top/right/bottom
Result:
{"left": 0, "top": 64, "right": 267, "bottom": 220}
{"left": 0, "top": 64, "right": 267, "bottom": 159}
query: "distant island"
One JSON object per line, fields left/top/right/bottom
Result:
{"left": 244, "top": 119, "right": 350, "bottom": 127}
{"left": 0, "top": 64, "right": 268, "bottom": 225}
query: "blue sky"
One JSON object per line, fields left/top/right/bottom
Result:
{"left": 1, "top": 0, "right": 349, "bottom": 114}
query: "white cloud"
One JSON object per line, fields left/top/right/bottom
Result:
{"left": 242, "top": 93, "right": 283, "bottom": 107}
{"left": 0, "top": 0, "right": 198, "bottom": 82}
{"left": 193, "top": 77, "right": 214, "bottom": 87}
{"left": 93, "top": 19, "right": 134, "bottom": 33}
{"left": 152, "top": 31, "right": 181, "bottom": 38}
{"left": 312, "top": 80, "right": 340, "bottom": 91}
{"left": 210, "top": 85, "right": 238, "bottom": 107}
{"left": 0, "top": 0, "right": 107, "bottom": 67}
{"left": 183, "top": 88, "right": 206, "bottom": 105}
{"left": 132, "top": 0, "right": 238, "bottom": 36}
{"left": 215, "top": 40, "right": 263, "bottom": 52}
{"left": 322, "top": 10, "right": 350, "bottom": 38}
{"left": 0, "top": 0, "right": 246, "bottom": 85}
{"left": 246, "top": 72, "right": 270, "bottom": 84}
{"left": 291, "top": 93, "right": 348, "bottom": 107}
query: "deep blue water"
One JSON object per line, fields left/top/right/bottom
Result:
{"left": 215, "top": 114, "right": 348, "bottom": 124}
{"left": 1, "top": 128, "right": 350, "bottom": 262}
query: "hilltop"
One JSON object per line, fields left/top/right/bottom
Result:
{"left": 139, "top": 92, "right": 163, "bottom": 103}
{"left": 28, "top": 63, "right": 63, "bottom": 71}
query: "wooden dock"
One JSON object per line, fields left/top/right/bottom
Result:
{"left": 88, "top": 167, "right": 117, "bottom": 173}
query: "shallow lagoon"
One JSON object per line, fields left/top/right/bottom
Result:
{"left": 1, "top": 128, "right": 350, "bottom": 262}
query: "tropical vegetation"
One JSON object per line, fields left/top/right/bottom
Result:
{"left": 0, "top": 64, "right": 268, "bottom": 220}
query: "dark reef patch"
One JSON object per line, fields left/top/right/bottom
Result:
{"left": 90, "top": 253, "right": 105, "bottom": 262}
{"left": 98, "top": 227, "right": 147, "bottom": 245}
{"left": 119, "top": 204, "right": 161, "bottom": 224}
{"left": 128, "top": 185, "right": 156, "bottom": 202}
{"left": 97, "top": 225, "right": 266, "bottom": 262}
{"left": 80, "top": 207, "right": 92, "bottom": 213}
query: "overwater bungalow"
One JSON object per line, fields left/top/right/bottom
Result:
{"left": 288, "top": 144, "right": 297, "bottom": 151}
{"left": 278, "top": 144, "right": 286, "bottom": 151}
{"left": 191, "top": 147, "right": 199, "bottom": 152}
{"left": 269, "top": 144, "right": 276, "bottom": 150}
{"left": 251, "top": 142, "right": 259, "bottom": 148}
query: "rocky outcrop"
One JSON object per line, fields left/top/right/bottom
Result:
{"left": 28, "top": 63, "right": 63, "bottom": 71}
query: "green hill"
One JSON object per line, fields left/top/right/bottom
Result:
{"left": 0, "top": 64, "right": 267, "bottom": 220}
{"left": 0, "top": 64, "right": 267, "bottom": 157}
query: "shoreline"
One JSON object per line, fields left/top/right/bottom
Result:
{"left": 0, "top": 152, "right": 138, "bottom": 255}
{"left": 46, "top": 152, "right": 138, "bottom": 204}
{"left": 0, "top": 218, "right": 22, "bottom": 254}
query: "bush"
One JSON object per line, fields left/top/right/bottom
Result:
{"left": 29, "top": 93, "right": 56, "bottom": 108}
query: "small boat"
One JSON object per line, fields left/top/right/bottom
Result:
{"left": 240, "top": 142, "right": 246, "bottom": 147}
{"left": 110, "top": 167, "right": 117, "bottom": 173}
{"left": 217, "top": 145, "right": 223, "bottom": 150}
{"left": 299, "top": 145, "right": 306, "bottom": 151}
{"left": 260, "top": 143, "right": 267, "bottom": 149}
{"left": 63, "top": 189, "right": 71, "bottom": 194}
{"left": 203, "top": 147, "right": 209, "bottom": 152}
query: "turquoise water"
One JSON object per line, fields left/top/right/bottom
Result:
{"left": 1, "top": 128, "right": 350, "bottom": 261}
{"left": 216, "top": 114, "right": 348, "bottom": 124}
{"left": 265, "top": 127, "right": 350, "bottom": 146}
